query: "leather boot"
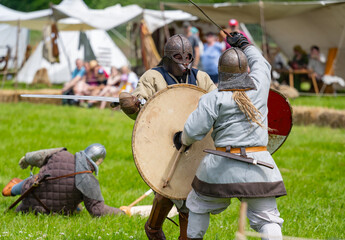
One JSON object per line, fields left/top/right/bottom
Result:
{"left": 178, "top": 212, "right": 189, "bottom": 240}
{"left": 2, "top": 178, "right": 22, "bottom": 197}
{"left": 145, "top": 193, "right": 174, "bottom": 240}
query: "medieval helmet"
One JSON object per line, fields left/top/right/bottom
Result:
{"left": 162, "top": 34, "right": 194, "bottom": 77}
{"left": 218, "top": 47, "right": 256, "bottom": 91}
{"left": 84, "top": 143, "right": 106, "bottom": 175}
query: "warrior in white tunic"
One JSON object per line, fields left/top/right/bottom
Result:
{"left": 176, "top": 33, "right": 287, "bottom": 240}
{"left": 119, "top": 34, "right": 216, "bottom": 240}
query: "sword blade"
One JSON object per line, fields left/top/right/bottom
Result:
{"left": 204, "top": 149, "right": 274, "bottom": 169}
{"left": 21, "top": 94, "right": 119, "bottom": 103}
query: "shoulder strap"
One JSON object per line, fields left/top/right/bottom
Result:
{"left": 45, "top": 171, "right": 92, "bottom": 181}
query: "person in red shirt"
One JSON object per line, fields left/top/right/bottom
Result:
{"left": 224, "top": 19, "right": 251, "bottom": 50}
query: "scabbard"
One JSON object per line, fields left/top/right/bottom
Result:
{"left": 203, "top": 149, "right": 274, "bottom": 169}
{"left": 5, "top": 174, "right": 51, "bottom": 213}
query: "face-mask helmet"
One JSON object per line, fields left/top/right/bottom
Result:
{"left": 162, "top": 34, "right": 194, "bottom": 77}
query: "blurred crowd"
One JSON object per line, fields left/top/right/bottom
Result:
{"left": 63, "top": 20, "right": 328, "bottom": 107}
{"left": 184, "top": 19, "right": 326, "bottom": 91}
{"left": 62, "top": 59, "right": 138, "bottom": 109}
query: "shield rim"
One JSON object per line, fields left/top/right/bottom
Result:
{"left": 132, "top": 84, "right": 207, "bottom": 200}
{"left": 268, "top": 88, "right": 293, "bottom": 155}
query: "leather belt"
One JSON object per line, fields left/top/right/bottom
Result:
{"left": 216, "top": 146, "right": 267, "bottom": 154}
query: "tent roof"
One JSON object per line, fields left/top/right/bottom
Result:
{"left": 166, "top": 1, "right": 345, "bottom": 24}
{"left": 0, "top": 4, "right": 51, "bottom": 30}
{"left": 143, "top": 9, "right": 197, "bottom": 33}
{"left": 52, "top": 0, "right": 143, "bottom": 30}
{"left": 167, "top": 1, "right": 345, "bottom": 79}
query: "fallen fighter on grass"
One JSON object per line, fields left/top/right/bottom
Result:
{"left": 2, "top": 143, "right": 124, "bottom": 217}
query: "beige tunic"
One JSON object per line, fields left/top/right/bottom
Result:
{"left": 132, "top": 69, "right": 216, "bottom": 100}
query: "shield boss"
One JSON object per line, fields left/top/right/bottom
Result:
{"left": 132, "top": 84, "right": 215, "bottom": 200}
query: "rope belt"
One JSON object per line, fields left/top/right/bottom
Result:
{"left": 216, "top": 146, "right": 267, "bottom": 154}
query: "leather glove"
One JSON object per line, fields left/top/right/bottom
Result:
{"left": 119, "top": 92, "right": 141, "bottom": 120}
{"left": 226, "top": 32, "right": 251, "bottom": 50}
{"left": 173, "top": 131, "right": 183, "bottom": 150}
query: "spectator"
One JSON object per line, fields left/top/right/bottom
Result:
{"left": 62, "top": 59, "right": 86, "bottom": 105}
{"left": 201, "top": 32, "right": 224, "bottom": 84}
{"left": 183, "top": 21, "right": 200, "bottom": 67}
{"left": 2, "top": 144, "right": 124, "bottom": 217}
{"left": 308, "top": 45, "right": 325, "bottom": 80}
{"left": 120, "top": 65, "right": 138, "bottom": 93}
{"left": 74, "top": 60, "right": 108, "bottom": 108}
{"left": 289, "top": 45, "right": 308, "bottom": 70}
{"left": 99, "top": 67, "right": 121, "bottom": 109}
{"left": 191, "top": 27, "right": 204, "bottom": 56}
{"left": 224, "top": 19, "right": 251, "bottom": 50}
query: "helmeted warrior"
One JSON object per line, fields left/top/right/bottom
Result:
{"left": 175, "top": 32, "right": 287, "bottom": 239}
{"left": 119, "top": 34, "right": 216, "bottom": 240}
{"left": 2, "top": 144, "right": 124, "bottom": 217}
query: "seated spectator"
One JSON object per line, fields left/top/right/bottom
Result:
{"left": 2, "top": 144, "right": 123, "bottom": 217}
{"left": 74, "top": 60, "right": 108, "bottom": 108}
{"left": 62, "top": 59, "right": 86, "bottom": 105}
{"left": 120, "top": 66, "right": 138, "bottom": 93}
{"left": 289, "top": 45, "right": 308, "bottom": 70}
{"left": 99, "top": 67, "right": 121, "bottom": 109}
{"left": 308, "top": 45, "right": 325, "bottom": 80}
{"left": 201, "top": 32, "right": 224, "bottom": 84}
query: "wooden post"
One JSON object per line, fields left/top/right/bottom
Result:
{"left": 310, "top": 73, "right": 319, "bottom": 94}
{"left": 236, "top": 201, "right": 248, "bottom": 240}
{"left": 160, "top": 2, "right": 170, "bottom": 41}
{"left": 289, "top": 70, "right": 294, "bottom": 88}
{"left": 332, "top": 25, "right": 345, "bottom": 76}
{"left": 13, "top": 19, "right": 20, "bottom": 89}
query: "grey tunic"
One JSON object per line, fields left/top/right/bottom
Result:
{"left": 181, "top": 46, "right": 287, "bottom": 198}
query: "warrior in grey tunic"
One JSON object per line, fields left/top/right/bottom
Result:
{"left": 179, "top": 33, "right": 287, "bottom": 240}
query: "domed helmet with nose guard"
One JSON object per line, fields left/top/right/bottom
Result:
{"left": 162, "top": 34, "right": 194, "bottom": 77}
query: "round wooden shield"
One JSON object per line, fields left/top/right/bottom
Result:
{"left": 267, "top": 89, "right": 293, "bottom": 154}
{"left": 132, "top": 84, "right": 215, "bottom": 200}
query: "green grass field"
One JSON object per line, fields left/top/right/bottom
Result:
{"left": 289, "top": 96, "right": 345, "bottom": 110}
{"left": 0, "top": 103, "right": 344, "bottom": 239}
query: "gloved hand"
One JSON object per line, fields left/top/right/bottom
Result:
{"left": 226, "top": 32, "right": 251, "bottom": 50}
{"left": 18, "top": 156, "right": 28, "bottom": 169}
{"left": 119, "top": 92, "right": 141, "bottom": 120}
{"left": 173, "top": 131, "right": 183, "bottom": 150}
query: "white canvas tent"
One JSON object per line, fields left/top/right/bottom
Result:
{"left": 0, "top": 24, "right": 28, "bottom": 69}
{"left": 17, "top": 29, "right": 129, "bottom": 84}
{"left": 16, "top": 0, "right": 141, "bottom": 84}
{"left": 3, "top": 0, "right": 201, "bottom": 84}
{"left": 0, "top": 4, "right": 51, "bottom": 31}
{"left": 167, "top": 1, "right": 345, "bottom": 79}
{"left": 143, "top": 9, "right": 197, "bottom": 34}
{"left": 52, "top": 0, "right": 143, "bottom": 31}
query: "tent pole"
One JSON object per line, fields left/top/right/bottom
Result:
{"left": 259, "top": 0, "right": 268, "bottom": 59}
{"left": 50, "top": 3, "right": 72, "bottom": 75}
{"left": 110, "top": 29, "right": 131, "bottom": 47}
{"left": 13, "top": 19, "right": 20, "bottom": 89}
{"left": 160, "top": 2, "right": 170, "bottom": 40}
{"left": 56, "top": 33, "right": 72, "bottom": 74}
{"left": 332, "top": 24, "right": 345, "bottom": 74}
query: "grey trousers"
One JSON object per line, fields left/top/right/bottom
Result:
{"left": 186, "top": 189, "right": 284, "bottom": 240}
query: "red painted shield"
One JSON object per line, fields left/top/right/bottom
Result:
{"left": 267, "top": 89, "right": 293, "bottom": 154}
